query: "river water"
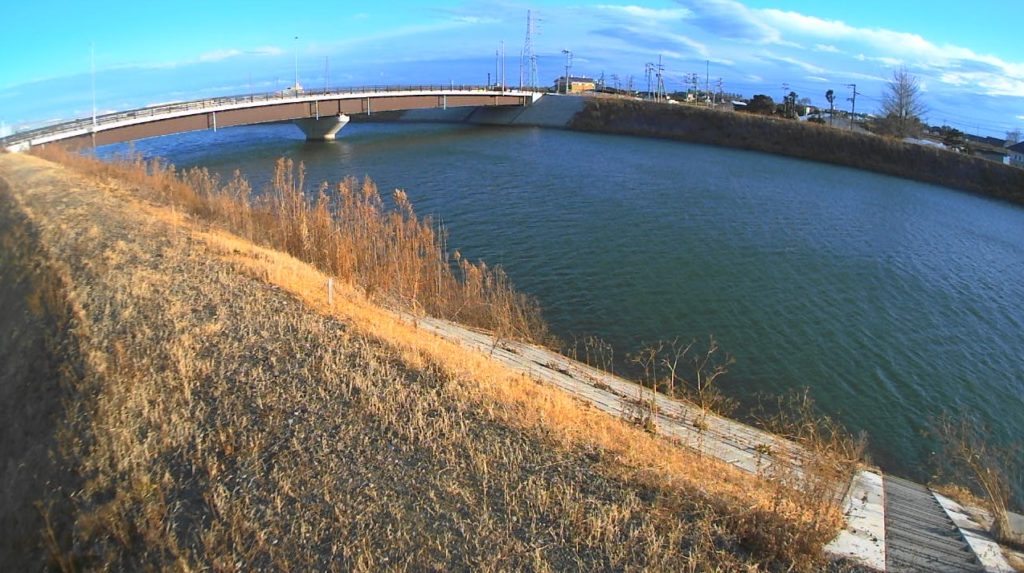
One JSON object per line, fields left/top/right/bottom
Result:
{"left": 103, "top": 121, "right": 1024, "bottom": 496}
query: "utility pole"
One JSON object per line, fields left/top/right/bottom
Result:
{"left": 716, "top": 77, "right": 723, "bottom": 105}
{"left": 500, "top": 40, "right": 505, "bottom": 91}
{"left": 562, "top": 49, "right": 572, "bottom": 94}
{"left": 705, "top": 60, "right": 710, "bottom": 107}
{"left": 846, "top": 83, "right": 860, "bottom": 130}
{"left": 782, "top": 82, "right": 790, "bottom": 116}
{"left": 324, "top": 56, "right": 330, "bottom": 95}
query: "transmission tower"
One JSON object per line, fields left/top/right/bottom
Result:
{"left": 655, "top": 55, "right": 666, "bottom": 102}
{"left": 644, "top": 62, "right": 655, "bottom": 99}
{"left": 521, "top": 10, "right": 538, "bottom": 89}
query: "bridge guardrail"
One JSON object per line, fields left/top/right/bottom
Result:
{"left": 1, "top": 85, "right": 549, "bottom": 149}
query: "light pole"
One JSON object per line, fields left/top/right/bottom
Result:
{"left": 293, "top": 36, "right": 299, "bottom": 92}
{"left": 91, "top": 43, "right": 97, "bottom": 132}
{"left": 562, "top": 49, "right": 572, "bottom": 94}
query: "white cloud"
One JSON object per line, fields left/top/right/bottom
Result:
{"left": 814, "top": 44, "right": 840, "bottom": 53}
{"left": 597, "top": 4, "right": 692, "bottom": 20}
{"left": 198, "top": 49, "right": 242, "bottom": 63}
{"left": 755, "top": 7, "right": 1024, "bottom": 97}
{"left": 249, "top": 46, "right": 283, "bottom": 57}
{"left": 938, "top": 72, "right": 1024, "bottom": 97}
{"left": 842, "top": 71, "right": 890, "bottom": 83}
{"left": 453, "top": 15, "right": 498, "bottom": 24}
{"left": 762, "top": 53, "right": 825, "bottom": 74}
{"left": 198, "top": 46, "right": 282, "bottom": 63}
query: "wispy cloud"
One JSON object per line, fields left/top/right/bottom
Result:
{"left": 674, "top": 0, "right": 779, "bottom": 43}
{"left": 198, "top": 49, "right": 242, "bottom": 63}
{"left": 595, "top": 26, "right": 709, "bottom": 59}
{"left": 814, "top": 44, "right": 839, "bottom": 53}
{"left": 596, "top": 4, "right": 692, "bottom": 21}
{"left": 760, "top": 53, "right": 825, "bottom": 74}
{"left": 754, "top": 6, "right": 1024, "bottom": 96}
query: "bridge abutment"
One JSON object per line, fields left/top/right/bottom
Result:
{"left": 293, "top": 114, "right": 350, "bottom": 141}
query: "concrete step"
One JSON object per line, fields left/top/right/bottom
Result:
{"left": 884, "top": 476, "right": 983, "bottom": 572}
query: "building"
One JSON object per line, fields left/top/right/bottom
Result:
{"left": 553, "top": 76, "right": 596, "bottom": 94}
{"left": 1009, "top": 141, "right": 1024, "bottom": 167}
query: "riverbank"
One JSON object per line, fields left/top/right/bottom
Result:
{"left": 570, "top": 98, "right": 1024, "bottom": 205}
{"left": 359, "top": 94, "right": 1024, "bottom": 206}
{"left": 0, "top": 151, "right": 854, "bottom": 570}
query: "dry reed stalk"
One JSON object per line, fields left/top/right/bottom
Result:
{"left": 11, "top": 149, "right": 851, "bottom": 569}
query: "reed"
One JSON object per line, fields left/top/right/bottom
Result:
{"left": 1, "top": 150, "right": 858, "bottom": 570}
{"left": 31, "top": 147, "right": 547, "bottom": 343}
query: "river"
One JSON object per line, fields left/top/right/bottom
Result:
{"left": 101, "top": 121, "right": 1024, "bottom": 498}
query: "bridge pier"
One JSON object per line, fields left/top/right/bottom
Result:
{"left": 293, "top": 114, "right": 350, "bottom": 141}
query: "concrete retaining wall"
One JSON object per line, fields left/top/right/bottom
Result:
{"left": 378, "top": 94, "right": 585, "bottom": 129}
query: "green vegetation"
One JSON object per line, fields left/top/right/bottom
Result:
{"left": 570, "top": 97, "right": 1024, "bottom": 205}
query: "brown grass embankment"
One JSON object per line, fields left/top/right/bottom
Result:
{"left": 31, "top": 146, "right": 547, "bottom": 344}
{"left": 570, "top": 98, "right": 1024, "bottom": 205}
{"left": 0, "top": 177, "right": 83, "bottom": 570}
{"left": 0, "top": 150, "right": 857, "bottom": 570}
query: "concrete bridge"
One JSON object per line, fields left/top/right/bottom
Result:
{"left": 1, "top": 85, "right": 541, "bottom": 152}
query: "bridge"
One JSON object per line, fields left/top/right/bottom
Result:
{"left": 1, "top": 85, "right": 541, "bottom": 152}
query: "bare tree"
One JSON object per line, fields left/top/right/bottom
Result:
{"left": 1007, "top": 129, "right": 1022, "bottom": 146}
{"left": 881, "top": 67, "right": 927, "bottom": 137}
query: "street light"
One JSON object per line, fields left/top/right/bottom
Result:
{"left": 561, "top": 49, "right": 572, "bottom": 94}
{"left": 293, "top": 36, "right": 299, "bottom": 92}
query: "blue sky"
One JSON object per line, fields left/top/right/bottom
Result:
{"left": 2, "top": 0, "right": 1022, "bottom": 138}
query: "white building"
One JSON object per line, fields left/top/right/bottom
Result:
{"left": 1009, "top": 141, "right": 1024, "bottom": 167}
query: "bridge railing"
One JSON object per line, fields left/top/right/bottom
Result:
{"left": 1, "top": 85, "right": 549, "bottom": 149}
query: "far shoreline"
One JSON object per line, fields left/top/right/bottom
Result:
{"left": 354, "top": 94, "right": 1024, "bottom": 207}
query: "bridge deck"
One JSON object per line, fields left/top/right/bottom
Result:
{"left": 2, "top": 85, "right": 541, "bottom": 151}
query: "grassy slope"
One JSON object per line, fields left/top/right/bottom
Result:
{"left": 570, "top": 98, "right": 1024, "bottom": 206}
{"left": 0, "top": 152, "right": 848, "bottom": 571}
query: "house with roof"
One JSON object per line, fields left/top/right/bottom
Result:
{"left": 1009, "top": 141, "right": 1024, "bottom": 167}
{"left": 553, "top": 76, "right": 596, "bottom": 94}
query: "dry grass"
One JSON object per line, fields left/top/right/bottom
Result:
{"left": 31, "top": 146, "right": 547, "bottom": 343}
{"left": 0, "top": 178, "right": 83, "bottom": 571}
{"left": 0, "top": 150, "right": 855, "bottom": 570}
{"left": 936, "top": 413, "right": 1024, "bottom": 547}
